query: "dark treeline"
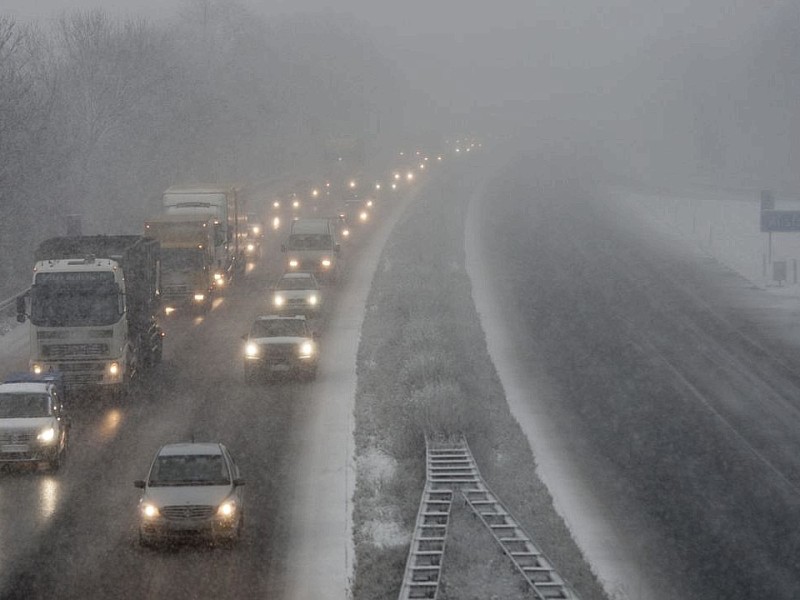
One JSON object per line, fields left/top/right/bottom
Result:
{"left": 0, "top": 0, "right": 409, "bottom": 297}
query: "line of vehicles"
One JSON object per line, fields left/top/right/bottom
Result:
{"left": 0, "top": 137, "right": 480, "bottom": 547}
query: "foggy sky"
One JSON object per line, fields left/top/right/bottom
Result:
{"left": 2, "top": 0, "right": 786, "bottom": 114}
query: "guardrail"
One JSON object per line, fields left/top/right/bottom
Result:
{"left": 0, "top": 290, "right": 25, "bottom": 318}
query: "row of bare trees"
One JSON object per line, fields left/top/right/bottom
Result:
{"left": 0, "top": 1, "right": 408, "bottom": 296}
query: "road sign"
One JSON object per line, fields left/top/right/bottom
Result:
{"left": 760, "top": 210, "right": 800, "bottom": 232}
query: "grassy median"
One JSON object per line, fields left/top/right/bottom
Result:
{"left": 351, "top": 161, "right": 610, "bottom": 599}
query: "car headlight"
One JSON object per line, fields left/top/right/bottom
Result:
{"left": 308, "top": 294, "right": 318, "bottom": 306}
{"left": 273, "top": 295, "right": 285, "bottom": 306}
{"left": 108, "top": 361, "right": 119, "bottom": 376}
{"left": 194, "top": 293, "right": 205, "bottom": 302}
{"left": 359, "top": 211, "right": 368, "bottom": 222}
{"left": 321, "top": 258, "right": 331, "bottom": 268}
{"left": 246, "top": 243, "right": 255, "bottom": 252}
{"left": 245, "top": 342, "right": 260, "bottom": 358}
{"left": 217, "top": 500, "right": 236, "bottom": 517}
{"left": 37, "top": 427, "right": 55, "bottom": 443}
{"left": 141, "top": 503, "right": 160, "bottom": 519}
{"left": 252, "top": 226, "right": 261, "bottom": 235}
{"left": 288, "top": 259, "right": 299, "bottom": 268}
{"left": 273, "top": 200, "right": 280, "bottom": 208}
{"left": 299, "top": 341, "right": 314, "bottom": 358}
{"left": 32, "top": 363, "right": 43, "bottom": 374}
{"left": 342, "top": 229, "right": 350, "bottom": 237}
{"left": 366, "top": 200, "right": 374, "bottom": 207}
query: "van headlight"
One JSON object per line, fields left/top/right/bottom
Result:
{"left": 245, "top": 342, "right": 260, "bottom": 358}
{"left": 299, "top": 342, "right": 314, "bottom": 358}
{"left": 32, "top": 363, "right": 43, "bottom": 374}
{"left": 37, "top": 427, "right": 55, "bottom": 443}
{"left": 308, "top": 294, "right": 318, "bottom": 306}
{"left": 217, "top": 500, "right": 236, "bottom": 518}
{"left": 273, "top": 295, "right": 285, "bottom": 306}
{"left": 141, "top": 503, "right": 160, "bottom": 519}
{"left": 288, "top": 259, "right": 299, "bottom": 268}
{"left": 108, "top": 361, "right": 120, "bottom": 377}
{"left": 321, "top": 258, "right": 331, "bottom": 268}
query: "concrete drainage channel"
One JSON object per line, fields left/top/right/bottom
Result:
{"left": 398, "top": 435, "right": 579, "bottom": 600}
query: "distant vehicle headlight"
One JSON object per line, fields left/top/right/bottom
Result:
{"left": 37, "top": 427, "right": 55, "bottom": 443}
{"left": 292, "top": 200, "right": 300, "bottom": 209}
{"left": 342, "top": 229, "right": 350, "bottom": 237}
{"left": 273, "top": 295, "right": 285, "bottom": 306}
{"left": 366, "top": 200, "right": 373, "bottom": 207}
{"left": 141, "top": 503, "right": 160, "bottom": 519}
{"left": 32, "top": 363, "right": 43, "bottom": 374}
{"left": 246, "top": 243, "right": 255, "bottom": 252}
{"left": 273, "top": 200, "right": 280, "bottom": 208}
{"left": 108, "top": 361, "right": 120, "bottom": 376}
{"left": 359, "top": 211, "right": 368, "bottom": 222}
{"left": 245, "top": 342, "right": 259, "bottom": 358}
{"left": 217, "top": 500, "right": 236, "bottom": 517}
{"left": 321, "top": 258, "right": 331, "bottom": 268}
{"left": 288, "top": 259, "right": 299, "bottom": 268}
{"left": 194, "top": 294, "right": 205, "bottom": 302}
{"left": 299, "top": 342, "right": 314, "bottom": 358}
{"left": 308, "top": 294, "right": 318, "bottom": 306}
{"left": 252, "top": 226, "right": 261, "bottom": 235}
{"left": 272, "top": 217, "right": 280, "bottom": 230}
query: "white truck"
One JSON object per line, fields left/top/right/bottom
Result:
{"left": 16, "top": 235, "right": 163, "bottom": 397}
{"left": 281, "top": 218, "right": 341, "bottom": 281}
{"left": 162, "top": 185, "right": 244, "bottom": 288}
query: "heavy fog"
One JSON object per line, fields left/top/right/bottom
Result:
{"left": 2, "top": 0, "right": 799, "bottom": 297}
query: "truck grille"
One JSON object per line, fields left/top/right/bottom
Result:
{"left": 42, "top": 343, "right": 109, "bottom": 358}
{"left": 162, "top": 505, "right": 215, "bottom": 520}
{"left": 53, "top": 362, "right": 106, "bottom": 385}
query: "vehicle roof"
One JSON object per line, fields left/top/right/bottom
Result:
{"left": 157, "top": 442, "right": 224, "bottom": 456}
{"left": 145, "top": 214, "right": 214, "bottom": 224}
{"left": 255, "top": 314, "right": 307, "bottom": 322}
{"left": 164, "top": 185, "right": 234, "bottom": 194}
{"left": 35, "top": 259, "right": 117, "bottom": 272}
{"left": 0, "top": 382, "right": 52, "bottom": 394}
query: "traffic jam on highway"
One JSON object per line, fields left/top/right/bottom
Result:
{"left": 0, "top": 140, "right": 476, "bottom": 548}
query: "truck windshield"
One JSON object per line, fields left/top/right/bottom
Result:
{"left": 161, "top": 248, "right": 204, "bottom": 272}
{"left": 30, "top": 283, "right": 121, "bottom": 327}
{"left": 287, "top": 234, "right": 332, "bottom": 251}
{"left": 0, "top": 394, "right": 51, "bottom": 418}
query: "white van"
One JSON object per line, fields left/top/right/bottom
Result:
{"left": 282, "top": 218, "right": 340, "bottom": 281}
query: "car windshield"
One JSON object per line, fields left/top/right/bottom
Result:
{"left": 251, "top": 320, "right": 307, "bottom": 338}
{"left": 148, "top": 454, "right": 230, "bottom": 486}
{"left": 0, "top": 394, "right": 52, "bottom": 418}
{"left": 277, "top": 276, "right": 317, "bottom": 291}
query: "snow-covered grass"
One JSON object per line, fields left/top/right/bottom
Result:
{"left": 350, "top": 162, "right": 609, "bottom": 599}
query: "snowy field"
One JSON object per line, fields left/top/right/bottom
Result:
{"left": 617, "top": 186, "right": 800, "bottom": 289}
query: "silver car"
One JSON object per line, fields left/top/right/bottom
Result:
{"left": 271, "top": 272, "right": 322, "bottom": 316}
{"left": 134, "top": 442, "right": 245, "bottom": 546}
